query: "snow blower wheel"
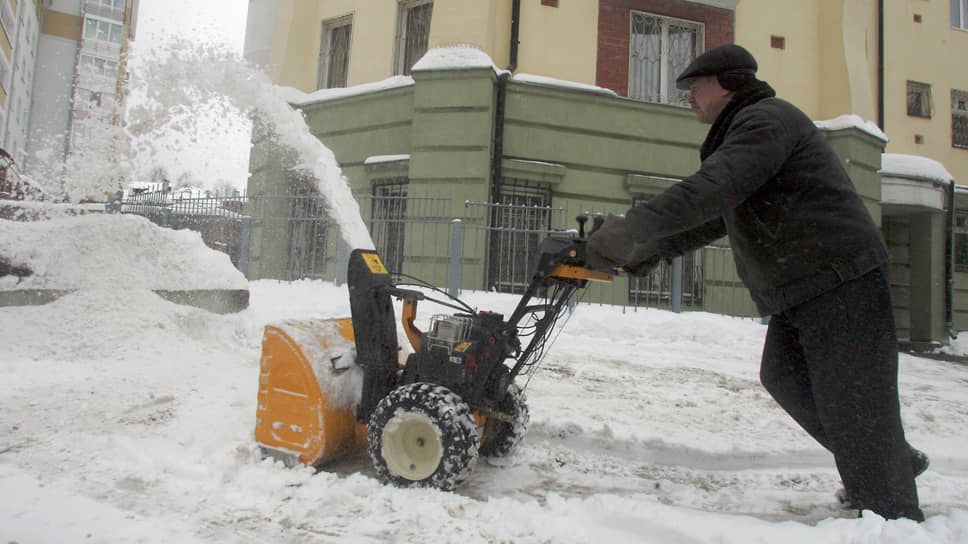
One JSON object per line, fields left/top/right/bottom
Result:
{"left": 367, "top": 383, "right": 480, "bottom": 491}
{"left": 480, "top": 382, "right": 529, "bottom": 457}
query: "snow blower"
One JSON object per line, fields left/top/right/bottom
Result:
{"left": 255, "top": 216, "right": 612, "bottom": 490}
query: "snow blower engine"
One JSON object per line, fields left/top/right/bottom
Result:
{"left": 255, "top": 216, "right": 613, "bottom": 490}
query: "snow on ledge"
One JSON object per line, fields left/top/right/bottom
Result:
{"left": 364, "top": 154, "right": 410, "bottom": 165}
{"left": 278, "top": 76, "right": 415, "bottom": 106}
{"left": 881, "top": 153, "right": 954, "bottom": 184}
{"left": 814, "top": 114, "right": 888, "bottom": 142}
{"left": 411, "top": 45, "right": 507, "bottom": 75}
{"left": 512, "top": 73, "right": 618, "bottom": 97}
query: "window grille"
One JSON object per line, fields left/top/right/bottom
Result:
{"left": 487, "top": 180, "right": 554, "bottom": 294}
{"left": 318, "top": 15, "right": 352, "bottom": 89}
{"left": 284, "top": 178, "right": 330, "bottom": 280}
{"left": 956, "top": 209, "right": 968, "bottom": 272}
{"left": 395, "top": 0, "right": 433, "bottom": 76}
{"left": 907, "top": 81, "right": 932, "bottom": 118}
{"left": 371, "top": 178, "right": 409, "bottom": 275}
{"left": 953, "top": 0, "right": 968, "bottom": 30}
{"left": 629, "top": 11, "right": 703, "bottom": 105}
{"left": 627, "top": 195, "right": 705, "bottom": 308}
{"left": 953, "top": 89, "right": 968, "bottom": 149}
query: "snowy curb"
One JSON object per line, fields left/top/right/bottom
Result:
{"left": 0, "top": 288, "right": 250, "bottom": 314}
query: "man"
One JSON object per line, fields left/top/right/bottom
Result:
{"left": 586, "top": 44, "right": 927, "bottom": 521}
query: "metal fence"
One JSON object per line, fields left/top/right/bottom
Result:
{"left": 118, "top": 191, "right": 758, "bottom": 318}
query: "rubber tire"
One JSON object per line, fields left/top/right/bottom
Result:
{"left": 480, "top": 382, "right": 529, "bottom": 457}
{"left": 367, "top": 383, "right": 480, "bottom": 490}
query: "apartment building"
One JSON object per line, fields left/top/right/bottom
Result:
{"left": 244, "top": 0, "right": 968, "bottom": 342}
{"left": 27, "top": 0, "right": 138, "bottom": 194}
{"left": 0, "top": 1, "right": 43, "bottom": 168}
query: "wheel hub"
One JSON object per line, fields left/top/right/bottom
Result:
{"left": 381, "top": 412, "right": 443, "bottom": 481}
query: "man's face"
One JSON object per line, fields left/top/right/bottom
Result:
{"left": 686, "top": 76, "right": 733, "bottom": 124}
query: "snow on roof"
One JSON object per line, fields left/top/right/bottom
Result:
{"left": 280, "top": 76, "right": 415, "bottom": 106}
{"left": 0, "top": 213, "right": 247, "bottom": 291}
{"left": 814, "top": 114, "right": 888, "bottom": 142}
{"left": 881, "top": 153, "right": 955, "bottom": 183}
{"left": 410, "top": 45, "right": 506, "bottom": 75}
{"left": 511, "top": 73, "right": 618, "bottom": 97}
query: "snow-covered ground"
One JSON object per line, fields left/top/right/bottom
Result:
{"left": 1, "top": 213, "right": 967, "bottom": 543}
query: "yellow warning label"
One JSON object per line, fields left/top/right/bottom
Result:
{"left": 362, "top": 253, "right": 388, "bottom": 275}
{"left": 455, "top": 342, "right": 472, "bottom": 352}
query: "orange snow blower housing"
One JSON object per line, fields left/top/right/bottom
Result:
{"left": 256, "top": 216, "right": 612, "bottom": 490}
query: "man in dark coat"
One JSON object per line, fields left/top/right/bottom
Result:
{"left": 586, "top": 44, "right": 927, "bottom": 521}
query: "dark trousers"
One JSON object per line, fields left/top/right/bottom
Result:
{"left": 759, "top": 267, "right": 924, "bottom": 521}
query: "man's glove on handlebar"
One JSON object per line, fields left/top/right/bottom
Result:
{"left": 586, "top": 214, "right": 635, "bottom": 271}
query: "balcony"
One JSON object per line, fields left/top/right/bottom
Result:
{"left": 84, "top": 1, "right": 125, "bottom": 23}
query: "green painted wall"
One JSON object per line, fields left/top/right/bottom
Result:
{"left": 246, "top": 66, "right": 953, "bottom": 341}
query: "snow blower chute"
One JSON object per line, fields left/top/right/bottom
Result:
{"left": 255, "top": 216, "right": 613, "bottom": 490}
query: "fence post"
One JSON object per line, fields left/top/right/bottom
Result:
{"left": 162, "top": 207, "right": 171, "bottom": 228}
{"left": 239, "top": 216, "right": 252, "bottom": 279}
{"left": 671, "top": 256, "right": 683, "bottom": 313}
{"left": 449, "top": 219, "right": 462, "bottom": 298}
{"left": 335, "top": 237, "right": 349, "bottom": 285}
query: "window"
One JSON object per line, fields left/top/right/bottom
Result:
{"left": 394, "top": 0, "right": 433, "bottom": 76}
{"left": 956, "top": 210, "right": 968, "bottom": 272}
{"left": 0, "top": 55, "right": 9, "bottom": 93}
{"left": 80, "top": 54, "right": 119, "bottom": 76}
{"left": 83, "top": 17, "right": 123, "bottom": 44}
{"left": 487, "top": 181, "right": 554, "bottom": 294}
{"left": 627, "top": 195, "right": 705, "bottom": 309}
{"left": 953, "top": 0, "right": 968, "bottom": 30}
{"left": 0, "top": 0, "right": 14, "bottom": 38}
{"left": 629, "top": 11, "right": 703, "bottom": 105}
{"left": 907, "top": 81, "right": 932, "bottom": 118}
{"left": 371, "top": 179, "right": 408, "bottom": 275}
{"left": 954, "top": 90, "right": 968, "bottom": 149}
{"left": 318, "top": 15, "right": 352, "bottom": 89}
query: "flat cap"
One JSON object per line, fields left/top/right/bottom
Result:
{"left": 675, "top": 44, "right": 758, "bottom": 90}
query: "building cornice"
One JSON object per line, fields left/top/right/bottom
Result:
{"left": 684, "top": 0, "right": 740, "bottom": 10}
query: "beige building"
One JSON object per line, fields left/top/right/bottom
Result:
{"left": 247, "top": 0, "right": 965, "bottom": 189}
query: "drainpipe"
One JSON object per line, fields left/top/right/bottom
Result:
{"left": 946, "top": 180, "right": 956, "bottom": 338}
{"left": 877, "top": 0, "right": 885, "bottom": 130}
{"left": 490, "top": 0, "right": 520, "bottom": 200}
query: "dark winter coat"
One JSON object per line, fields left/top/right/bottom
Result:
{"left": 624, "top": 82, "right": 888, "bottom": 316}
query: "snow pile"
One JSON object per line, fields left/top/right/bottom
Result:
{"left": 881, "top": 154, "right": 955, "bottom": 184}
{"left": 815, "top": 114, "right": 888, "bottom": 142}
{"left": 0, "top": 213, "right": 246, "bottom": 291}
{"left": 1, "top": 255, "right": 966, "bottom": 542}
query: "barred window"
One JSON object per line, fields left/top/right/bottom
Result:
{"left": 487, "top": 181, "right": 554, "bottom": 294}
{"left": 394, "top": 0, "right": 433, "bottom": 76}
{"left": 318, "top": 15, "right": 352, "bottom": 89}
{"left": 953, "top": 89, "right": 968, "bottom": 149}
{"left": 956, "top": 209, "right": 968, "bottom": 272}
{"left": 907, "top": 81, "right": 932, "bottom": 118}
{"left": 629, "top": 11, "right": 703, "bottom": 105}
{"left": 371, "top": 179, "right": 408, "bottom": 275}
{"left": 627, "top": 195, "right": 705, "bottom": 308}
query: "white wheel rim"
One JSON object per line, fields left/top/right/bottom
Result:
{"left": 381, "top": 412, "right": 443, "bottom": 481}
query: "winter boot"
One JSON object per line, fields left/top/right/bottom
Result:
{"left": 836, "top": 447, "right": 930, "bottom": 508}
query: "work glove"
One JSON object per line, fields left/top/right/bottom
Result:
{"left": 624, "top": 242, "right": 663, "bottom": 277}
{"left": 585, "top": 214, "right": 635, "bottom": 271}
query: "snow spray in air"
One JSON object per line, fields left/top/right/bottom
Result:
{"left": 127, "top": 40, "right": 375, "bottom": 250}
